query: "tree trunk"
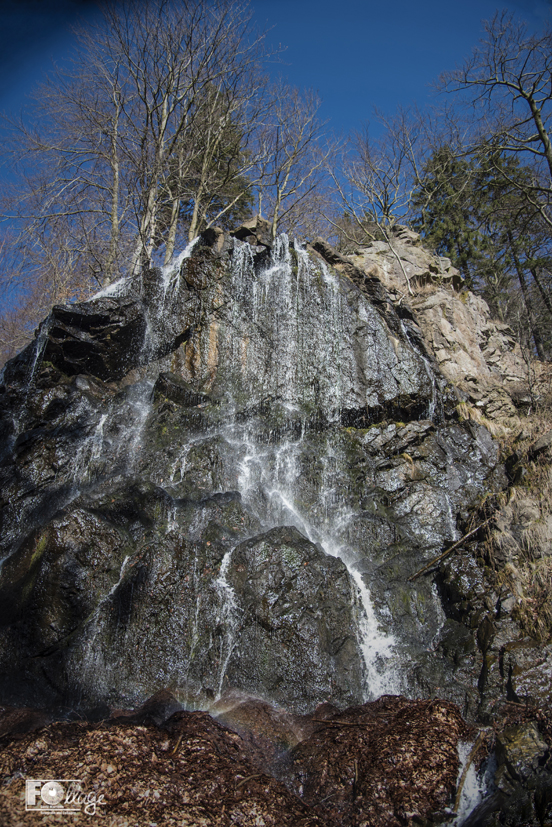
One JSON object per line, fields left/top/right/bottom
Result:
{"left": 105, "top": 96, "right": 121, "bottom": 284}
{"left": 508, "top": 230, "right": 546, "bottom": 360}
{"left": 163, "top": 194, "right": 180, "bottom": 265}
{"left": 530, "top": 266, "right": 552, "bottom": 317}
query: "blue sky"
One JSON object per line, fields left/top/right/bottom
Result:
{"left": 1, "top": 0, "right": 551, "bottom": 137}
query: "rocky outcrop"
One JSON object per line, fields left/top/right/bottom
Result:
{"left": 334, "top": 225, "right": 533, "bottom": 426}
{"left": 230, "top": 214, "right": 273, "bottom": 248}
{"left": 0, "top": 233, "right": 506, "bottom": 714}
{"left": 2, "top": 224, "right": 552, "bottom": 824}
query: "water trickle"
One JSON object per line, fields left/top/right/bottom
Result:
{"left": 444, "top": 492, "right": 460, "bottom": 542}
{"left": 91, "top": 276, "right": 129, "bottom": 300}
{"left": 214, "top": 548, "right": 240, "bottom": 698}
{"left": 73, "top": 410, "right": 108, "bottom": 485}
{"left": 79, "top": 554, "right": 132, "bottom": 698}
{"left": 160, "top": 236, "right": 200, "bottom": 298}
{"left": 122, "top": 380, "right": 154, "bottom": 470}
{"left": 398, "top": 318, "right": 438, "bottom": 421}
{"left": 450, "top": 738, "right": 490, "bottom": 826}
{"left": 25, "top": 317, "right": 52, "bottom": 392}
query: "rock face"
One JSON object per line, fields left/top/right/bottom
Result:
{"left": 344, "top": 225, "right": 532, "bottom": 424}
{"left": 224, "top": 527, "right": 363, "bottom": 710}
{"left": 3, "top": 225, "right": 552, "bottom": 824}
{"left": 0, "top": 228, "right": 524, "bottom": 722}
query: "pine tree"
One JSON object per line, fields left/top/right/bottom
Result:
{"left": 411, "top": 148, "right": 552, "bottom": 358}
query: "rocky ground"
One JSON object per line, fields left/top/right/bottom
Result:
{"left": 1, "top": 690, "right": 552, "bottom": 826}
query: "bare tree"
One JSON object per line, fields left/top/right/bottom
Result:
{"left": 255, "top": 82, "right": 332, "bottom": 241}
{"left": 1, "top": 0, "right": 268, "bottom": 293}
{"left": 439, "top": 11, "right": 552, "bottom": 229}
{"left": 329, "top": 108, "right": 437, "bottom": 245}
{"left": 327, "top": 108, "right": 441, "bottom": 293}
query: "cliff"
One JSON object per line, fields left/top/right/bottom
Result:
{"left": 0, "top": 223, "right": 551, "bottom": 825}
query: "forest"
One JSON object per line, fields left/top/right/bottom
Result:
{"left": 0, "top": 0, "right": 551, "bottom": 367}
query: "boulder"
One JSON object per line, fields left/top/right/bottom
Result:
{"left": 224, "top": 527, "right": 364, "bottom": 712}
{"left": 497, "top": 721, "right": 549, "bottom": 779}
{"left": 230, "top": 215, "right": 273, "bottom": 248}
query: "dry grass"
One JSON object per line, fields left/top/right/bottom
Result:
{"left": 455, "top": 401, "right": 512, "bottom": 439}
{"left": 483, "top": 395, "right": 552, "bottom": 641}
{"left": 494, "top": 556, "right": 552, "bottom": 641}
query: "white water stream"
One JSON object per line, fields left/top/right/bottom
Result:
{"left": 23, "top": 234, "right": 433, "bottom": 701}
{"left": 209, "top": 236, "right": 403, "bottom": 699}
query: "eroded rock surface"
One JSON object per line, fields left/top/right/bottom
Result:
{"left": 0, "top": 230, "right": 517, "bottom": 718}
{"left": 336, "top": 225, "right": 533, "bottom": 425}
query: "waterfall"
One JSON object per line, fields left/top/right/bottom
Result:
{"left": 214, "top": 548, "right": 240, "bottom": 697}
{"left": 2, "top": 231, "right": 451, "bottom": 705}
{"left": 74, "top": 237, "right": 203, "bottom": 491}
{"left": 210, "top": 237, "right": 401, "bottom": 698}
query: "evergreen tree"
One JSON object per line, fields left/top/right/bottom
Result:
{"left": 412, "top": 148, "right": 552, "bottom": 358}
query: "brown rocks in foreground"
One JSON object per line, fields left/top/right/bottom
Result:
{"left": 288, "top": 695, "right": 472, "bottom": 827}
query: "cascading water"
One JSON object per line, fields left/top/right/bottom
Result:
{"left": 0, "top": 224, "right": 521, "bottom": 826}
{"left": 1, "top": 228, "right": 495, "bottom": 713}
{"left": 77, "top": 236, "right": 203, "bottom": 488}
{"left": 208, "top": 236, "right": 406, "bottom": 698}
{"left": 451, "top": 738, "right": 491, "bottom": 826}
{"left": 214, "top": 549, "right": 240, "bottom": 697}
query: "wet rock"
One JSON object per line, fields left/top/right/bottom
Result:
{"left": 437, "top": 619, "right": 477, "bottom": 665}
{"left": 224, "top": 526, "right": 364, "bottom": 712}
{"left": 43, "top": 299, "right": 148, "bottom": 381}
{"left": 0, "top": 706, "right": 54, "bottom": 739}
{"left": 0, "top": 231, "right": 512, "bottom": 726}
{"left": 211, "top": 690, "right": 314, "bottom": 771}
{"left": 496, "top": 722, "right": 549, "bottom": 787}
{"left": 310, "top": 236, "right": 411, "bottom": 341}
{"left": 110, "top": 689, "right": 184, "bottom": 726}
{"left": 503, "top": 642, "right": 552, "bottom": 708}
{"left": 153, "top": 371, "right": 212, "bottom": 408}
{"left": 471, "top": 721, "right": 552, "bottom": 827}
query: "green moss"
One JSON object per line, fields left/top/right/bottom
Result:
{"left": 282, "top": 545, "right": 302, "bottom": 570}
{"left": 32, "top": 533, "right": 49, "bottom": 565}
